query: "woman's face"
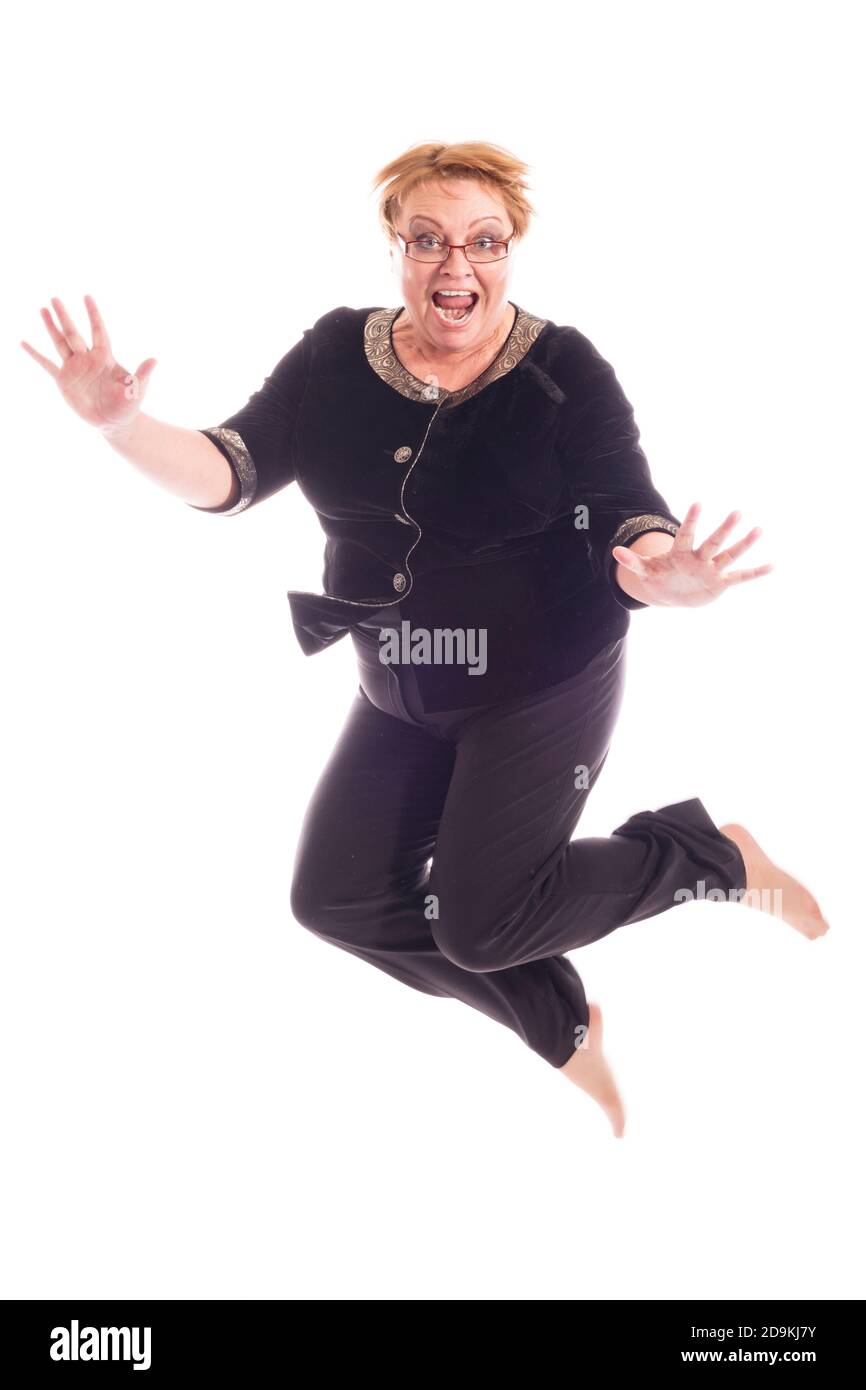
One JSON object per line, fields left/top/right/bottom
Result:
{"left": 389, "top": 177, "right": 516, "bottom": 351}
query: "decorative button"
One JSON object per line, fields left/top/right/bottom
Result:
{"left": 393, "top": 446, "right": 413, "bottom": 463}
{"left": 393, "top": 512, "right": 412, "bottom": 525}
{"left": 393, "top": 572, "right": 407, "bottom": 592}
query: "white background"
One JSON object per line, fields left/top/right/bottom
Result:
{"left": 2, "top": 0, "right": 863, "bottom": 1301}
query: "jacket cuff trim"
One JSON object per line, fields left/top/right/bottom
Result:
{"left": 609, "top": 513, "right": 679, "bottom": 552}
{"left": 188, "top": 427, "right": 258, "bottom": 514}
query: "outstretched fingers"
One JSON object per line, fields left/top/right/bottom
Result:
{"left": 49, "top": 297, "right": 89, "bottom": 354}
{"left": 83, "top": 294, "right": 111, "bottom": 352}
{"left": 20, "top": 337, "right": 60, "bottom": 379}
{"left": 720, "top": 563, "right": 774, "bottom": 587}
{"left": 713, "top": 526, "right": 763, "bottom": 569}
{"left": 672, "top": 500, "right": 701, "bottom": 552}
{"left": 20, "top": 299, "right": 77, "bottom": 377}
{"left": 695, "top": 509, "right": 742, "bottom": 560}
{"left": 22, "top": 295, "right": 112, "bottom": 378}
{"left": 37, "top": 304, "right": 74, "bottom": 360}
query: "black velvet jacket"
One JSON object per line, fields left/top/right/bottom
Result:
{"left": 189, "top": 302, "right": 681, "bottom": 710}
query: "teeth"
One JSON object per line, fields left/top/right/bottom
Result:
{"left": 433, "top": 301, "right": 475, "bottom": 321}
{"left": 434, "top": 290, "right": 477, "bottom": 297}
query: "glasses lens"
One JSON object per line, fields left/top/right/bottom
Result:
{"left": 408, "top": 240, "right": 447, "bottom": 261}
{"left": 466, "top": 240, "right": 508, "bottom": 262}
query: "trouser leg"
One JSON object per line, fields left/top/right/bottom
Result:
{"left": 427, "top": 638, "right": 749, "bottom": 973}
{"left": 290, "top": 685, "right": 592, "bottom": 1067}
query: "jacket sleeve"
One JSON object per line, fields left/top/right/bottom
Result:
{"left": 563, "top": 350, "right": 681, "bottom": 610}
{"left": 188, "top": 328, "right": 312, "bottom": 515}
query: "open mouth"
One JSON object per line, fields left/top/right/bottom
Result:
{"left": 431, "top": 291, "right": 478, "bottom": 324}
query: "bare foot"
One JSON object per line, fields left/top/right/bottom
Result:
{"left": 718, "top": 822, "right": 829, "bottom": 939}
{"left": 558, "top": 1001, "right": 626, "bottom": 1137}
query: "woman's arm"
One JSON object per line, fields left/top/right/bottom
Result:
{"left": 101, "top": 414, "right": 241, "bottom": 510}
{"left": 107, "top": 329, "right": 313, "bottom": 518}
{"left": 20, "top": 294, "right": 304, "bottom": 517}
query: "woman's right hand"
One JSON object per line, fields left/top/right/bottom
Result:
{"left": 20, "top": 295, "right": 158, "bottom": 435}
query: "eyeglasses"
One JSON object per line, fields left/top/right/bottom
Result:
{"left": 395, "top": 230, "right": 515, "bottom": 264}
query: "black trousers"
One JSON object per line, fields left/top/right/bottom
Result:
{"left": 290, "top": 631, "right": 748, "bottom": 1069}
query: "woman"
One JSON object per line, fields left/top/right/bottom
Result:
{"left": 21, "top": 141, "right": 828, "bottom": 1137}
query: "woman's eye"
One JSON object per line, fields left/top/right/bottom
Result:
{"left": 417, "top": 235, "right": 440, "bottom": 248}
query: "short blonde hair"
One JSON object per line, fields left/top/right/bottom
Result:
{"left": 371, "top": 141, "right": 536, "bottom": 244}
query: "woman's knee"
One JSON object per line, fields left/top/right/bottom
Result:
{"left": 290, "top": 859, "right": 386, "bottom": 941}
{"left": 431, "top": 920, "right": 516, "bottom": 971}
{"left": 290, "top": 863, "right": 338, "bottom": 934}
{"left": 428, "top": 887, "right": 515, "bottom": 972}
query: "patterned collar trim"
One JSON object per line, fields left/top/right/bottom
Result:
{"left": 363, "top": 302, "right": 548, "bottom": 407}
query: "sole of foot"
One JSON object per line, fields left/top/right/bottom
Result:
{"left": 558, "top": 1001, "right": 626, "bottom": 1138}
{"left": 718, "top": 822, "right": 830, "bottom": 939}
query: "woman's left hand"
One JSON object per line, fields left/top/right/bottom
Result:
{"left": 611, "top": 502, "right": 773, "bottom": 608}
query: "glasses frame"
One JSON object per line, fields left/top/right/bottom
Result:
{"left": 395, "top": 230, "right": 516, "bottom": 264}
